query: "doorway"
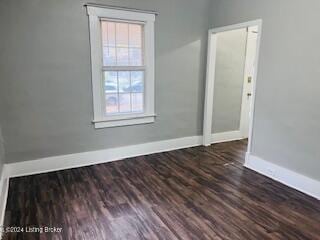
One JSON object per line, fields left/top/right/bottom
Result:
{"left": 202, "top": 20, "right": 262, "bottom": 161}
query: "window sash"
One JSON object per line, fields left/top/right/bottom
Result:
{"left": 101, "top": 19, "right": 146, "bottom": 117}
{"left": 101, "top": 19, "right": 145, "bottom": 68}
{"left": 102, "top": 66, "right": 145, "bottom": 71}
{"left": 102, "top": 69, "right": 146, "bottom": 117}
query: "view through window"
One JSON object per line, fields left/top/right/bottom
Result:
{"left": 101, "top": 21, "right": 145, "bottom": 115}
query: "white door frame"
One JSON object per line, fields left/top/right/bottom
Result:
{"left": 239, "top": 26, "right": 259, "bottom": 138}
{"left": 202, "top": 19, "right": 263, "bottom": 156}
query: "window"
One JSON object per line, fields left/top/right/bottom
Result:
{"left": 86, "top": 6, "right": 156, "bottom": 128}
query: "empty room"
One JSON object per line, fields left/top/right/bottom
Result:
{"left": 0, "top": 0, "right": 319, "bottom": 239}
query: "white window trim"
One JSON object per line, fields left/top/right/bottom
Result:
{"left": 86, "top": 6, "right": 156, "bottom": 129}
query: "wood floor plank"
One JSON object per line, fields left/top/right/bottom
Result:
{"left": 3, "top": 140, "right": 320, "bottom": 240}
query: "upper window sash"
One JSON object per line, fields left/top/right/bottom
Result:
{"left": 101, "top": 19, "right": 145, "bottom": 68}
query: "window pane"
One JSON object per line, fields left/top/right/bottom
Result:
{"left": 130, "top": 71, "right": 144, "bottom": 93}
{"left": 102, "top": 22, "right": 117, "bottom": 66}
{"left": 119, "top": 93, "right": 131, "bottom": 113}
{"left": 101, "top": 22, "right": 108, "bottom": 45}
{"left": 129, "top": 24, "right": 142, "bottom": 48}
{"left": 104, "top": 71, "right": 118, "bottom": 93}
{"left": 106, "top": 94, "right": 119, "bottom": 114}
{"left": 132, "top": 93, "right": 143, "bottom": 112}
{"left": 118, "top": 71, "right": 130, "bottom": 93}
{"left": 116, "top": 47, "right": 129, "bottom": 66}
{"left": 103, "top": 47, "right": 116, "bottom": 66}
{"left": 107, "top": 22, "right": 116, "bottom": 47}
{"left": 129, "top": 48, "right": 142, "bottom": 66}
{"left": 116, "top": 23, "right": 129, "bottom": 48}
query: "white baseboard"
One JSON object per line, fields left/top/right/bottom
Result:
{"left": 245, "top": 153, "right": 320, "bottom": 200}
{"left": 211, "top": 130, "right": 243, "bottom": 144}
{"left": 5, "top": 135, "right": 202, "bottom": 178}
{"left": 0, "top": 166, "right": 9, "bottom": 233}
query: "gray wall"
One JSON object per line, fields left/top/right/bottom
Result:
{"left": 0, "top": 0, "right": 212, "bottom": 163}
{"left": 212, "top": 0, "right": 320, "bottom": 181}
{"left": 2, "top": 0, "right": 319, "bottom": 183}
{"left": 212, "top": 29, "right": 247, "bottom": 133}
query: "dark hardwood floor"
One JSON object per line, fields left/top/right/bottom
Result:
{"left": 3, "top": 140, "right": 320, "bottom": 240}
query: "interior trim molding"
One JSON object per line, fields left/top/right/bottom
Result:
{"left": 84, "top": 3, "right": 159, "bottom": 16}
{"left": 245, "top": 153, "right": 320, "bottom": 200}
{"left": 211, "top": 130, "right": 243, "bottom": 144}
{"left": 4, "top": 136, "right": 202, "bottom": 179}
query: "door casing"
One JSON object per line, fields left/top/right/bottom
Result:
{"left": 202, "top": 20, "right": 263, "bottom": 159}
{"left": 240, "top": 26, "right": 259, "bottom": 138}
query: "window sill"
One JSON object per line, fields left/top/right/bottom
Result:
{"left": 93, "top": 114, "right": 156, "bottom": 129}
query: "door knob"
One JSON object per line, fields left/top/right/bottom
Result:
{"left": 247, "top": 93, "right": 252, "bottom": 97}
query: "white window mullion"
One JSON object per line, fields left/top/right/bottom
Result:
{"left": 116, "top": 71, "right": 120, "bottom": 113}
{"left": 127, "top": 23, "right": 130, "bottom": 66}
{"left": 129, "top": 71, "right": 133, "bottom": 112}
{"left": 102, "top": 66, "right": 146, "bottom": 71}
{"left": 115, "top": 21, "right": 118, "bottom": 66}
